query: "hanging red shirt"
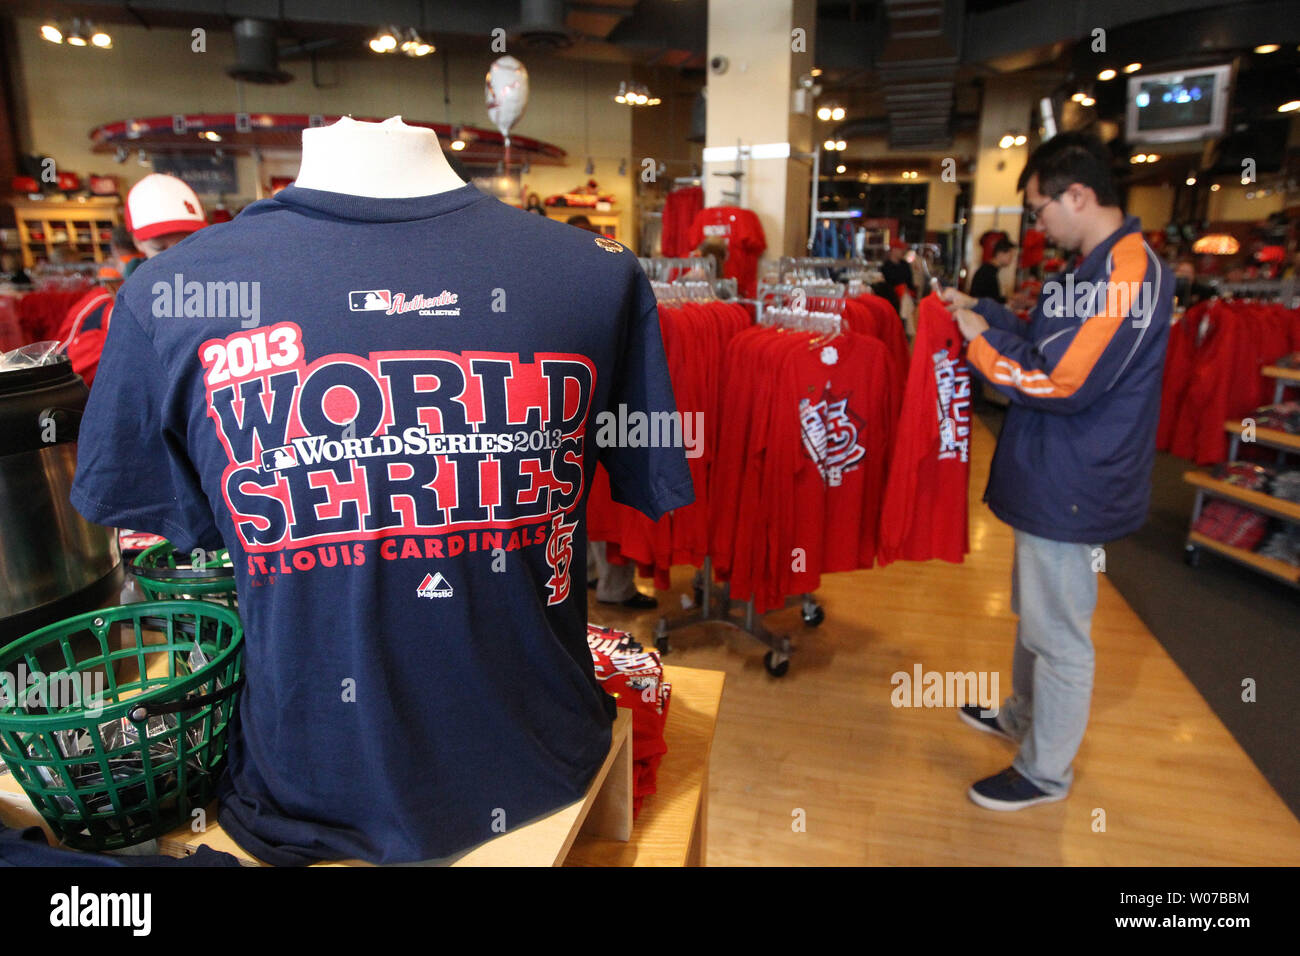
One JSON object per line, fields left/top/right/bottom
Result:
{"left": 878, "top": 293, "right": 972, "bottom": 565}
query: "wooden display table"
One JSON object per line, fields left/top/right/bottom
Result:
{"left": 0, "top": 665, "right": 725, "bottom": 867}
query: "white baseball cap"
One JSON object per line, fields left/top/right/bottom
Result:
{"left": 125, "top": 173, "right": 206, "bottom": 241}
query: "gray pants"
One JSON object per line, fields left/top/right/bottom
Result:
{"left": 587, "top": 541, "right": 637, "bottom": 603}
{"left": 996, "top": 528, "right": 1099, "bottom": 796}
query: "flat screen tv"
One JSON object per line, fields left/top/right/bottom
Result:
{"left": 1126, "top": 64, "right": 1232, "bottom": 144}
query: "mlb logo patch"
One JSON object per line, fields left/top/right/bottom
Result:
{"left": 349, "top": 290, "right": 391, "bottom": 311}
{"left": 261, "top": 445, "right": 298, "bottom": 471}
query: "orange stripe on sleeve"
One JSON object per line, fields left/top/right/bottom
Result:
{"left": 967, "top": 232, "right": 1149, "bottom": 399}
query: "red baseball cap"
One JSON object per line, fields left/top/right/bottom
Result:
{"left": 125, "top": 173, "right": 206, "bottom": 241}
{"left": 890, "top": 238, "right": 907, "bottom": 250}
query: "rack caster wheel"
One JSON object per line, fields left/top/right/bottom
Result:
{"left": 764, "top": 651, "right": 790, "bottom": 677}
{"left": 802, "top": 604, "right": 825, "bottom": 627}
{"left": 1183, "top": 546, "right": 1200, "bottom": 568}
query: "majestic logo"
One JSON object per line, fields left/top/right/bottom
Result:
{"left": 593, "top": 236, "right": 624, "bottom": 254}
{"left": 350, "top": 290, "right": 391, "bottom": 311}
{"left": 544, "top": 511, "right": 578, "bottom": 606}
{"left": 417, "top": 572, "right": 454, "bottom": 598}
{"left": 799, "top": 395, "right": 866, "bottom": 488}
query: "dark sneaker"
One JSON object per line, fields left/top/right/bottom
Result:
{"left": 958, "top": 705, "right": 1013, "bottom": 741}
{"left": 968, "top": 767, "right": 1068, "bottom": 811}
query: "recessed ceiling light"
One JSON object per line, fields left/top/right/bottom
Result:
{"left": 1124, "top": 63, "right": 1141, "bottom": 73}
{"left": 1254, "top": 44, "right": 1279, "bottom": 54}
{"left": 1098, "top": 69, "right": 1116, "bottom": 81}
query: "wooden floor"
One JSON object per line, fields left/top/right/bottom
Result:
{"left": 589, "top": 418, "right": 1300, "bottom": 865}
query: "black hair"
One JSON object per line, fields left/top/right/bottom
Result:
{"left": 1017, "top": 131, "right": 1120, "bottom": 207}
{"left": 993, "top": 237, "right": 1016, "bottom": 254}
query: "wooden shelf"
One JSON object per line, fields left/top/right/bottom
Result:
{"left": 1186, "top": 531, "right": 1300, "bottom": 586}
{"left": 1261, "top": 365, "right": 1300, "bottom": 385}
{"left": 1183, "top": 471, "right": 1300, "bottom": 524}
{"left": 1225, "top": 419, "right": 1300, "bottom": 454}
{"left": 10, "top": 197, "right": 121, "bottom": 270}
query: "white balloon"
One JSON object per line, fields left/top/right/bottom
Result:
{"left": 485, "top": 55, "right": 529, "bottom": 142}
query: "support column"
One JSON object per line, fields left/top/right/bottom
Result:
{"left": 969, "top": 74, "right": 1043, "bottom": 284}
{"left": 705, "top": 0, "right": 815, "bottom": 258}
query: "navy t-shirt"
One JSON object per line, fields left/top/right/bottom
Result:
{"left": 70, "top": 183, "right": 694, "bottom": 865}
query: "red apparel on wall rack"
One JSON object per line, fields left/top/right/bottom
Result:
{"left": 686, "top": 206, "right": 767, "bottom": 297}
{"left": 1158, "top": 299, "right": 1300, "bottom": 464}
{"left": 878, "top": 293, "right": 972, "bottom": 564}
{"left": 660, "top": 185, "right": 704, "bottom": 257}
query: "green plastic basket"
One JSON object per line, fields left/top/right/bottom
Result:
{"left": 0, "top": 601, "right": 244, "bottom": 852}
{"left": 131, "top": 541, "right": 237, "bottom": 606}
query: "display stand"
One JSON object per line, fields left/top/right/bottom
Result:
{"left": 0, "top": 711, "right": 631, "bottom": 867}
{"left": 0, "top": 665, "right": 727, "bottom": 866}
{"left": 1182, "top": 370, "right": 1300, "bottom": 588}
{"left": 654, "top": 556, "right": 823, "bottom": 678}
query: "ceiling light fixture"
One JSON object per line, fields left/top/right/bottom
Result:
{"left": 1185, "top": 176, "right": 1196, "bottom": 186}
{"left": 1254, "top": 44, "right": 1279, "bottom": 54}
{"left": 835, "top": 140, "right": 846, "bottom": 151}
{"left": 1098, "top": 69, "right": 1116, "bottom": 81}
{"left": 1210, "top": 183, "right": 1220, "bottom": 191}
{"left": 40, "top": 22, "right": 63, "bottom": 44}
{"left": 831, "top": 106, "right": 845, "bottom": 121}
{"left": 369, "top": 25, "right": 399, "bottom": 53}
{"left": 1278, "top": 100, "right": 1300, "bottom": 113}
{"left": 91, "top": 29, "right": 112, "bottom": 48}
{"left": 1080, "top": 96, "right": 1095, "bottom": 107}
{"left": 1071, "top": 92, "right": 1086, "bottom": 102}
{"left": 836, "top": 164, "right": 846, "bottom": 174}
{"left": 65, "top": 19, "right": 87, "bottom": 46}
{"left": 1124, "top": 62, "right": 1141, "bottom": 73}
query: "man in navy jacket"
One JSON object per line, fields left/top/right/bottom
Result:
{"left": 943, "top": 132, "right": 1172, "bottom": 811}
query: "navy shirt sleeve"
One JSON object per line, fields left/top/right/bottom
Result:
{"left": 597, "top": 270, "right": 695, "bottom": 521}
{"left": 70, "top": 296, "right": 222, "bottom": 553}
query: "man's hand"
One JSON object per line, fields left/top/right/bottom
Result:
{"left": 939, "top": 287, "right": 977, "bottom": 311}
{"left": 954, "top": 308, "right": 990, "bottom": 342}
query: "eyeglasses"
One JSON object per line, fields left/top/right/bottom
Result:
{"left": 1024, "top": 195, "right": 1058, "bottom": 225}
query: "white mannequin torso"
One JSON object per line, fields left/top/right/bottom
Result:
{"left": 294, "top": 116, "right": 465, "bottom": 198}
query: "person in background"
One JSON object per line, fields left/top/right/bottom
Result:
{"left": 970, "top": 237, "right": 1016, "bottom": 304}
{"left": 109, "top": 225, "right": 144, "bottom": 279}
{"left": 59, "top": 173, "right": 206, "bottom": 387}
{"left": 565, "top": 214, "right": 597, "bottom": 232}
{"left": 695, "top": 237, "right": 727, "bottom": 280}
{"left": 881, "top": 238, "right": 915, "bottom": 301}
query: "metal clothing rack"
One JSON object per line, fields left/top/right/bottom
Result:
{"left": 653, "top": 294, "right": 837, "bottom": 677}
